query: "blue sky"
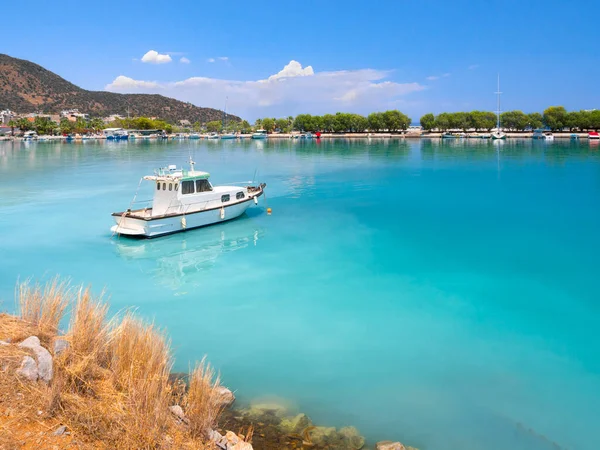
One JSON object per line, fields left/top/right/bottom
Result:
{"left": 3, "top": 0, "right": 599, "bottom": 121}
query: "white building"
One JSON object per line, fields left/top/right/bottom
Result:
{"left": 0, "top": 110, "right": 15, "bottom": 125}
{"left": 60, "top": 109, "right": 90, "bottom": 122}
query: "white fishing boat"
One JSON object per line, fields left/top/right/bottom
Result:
{"left": 251, "top": 129, "right": 268, "bottom": 139}
{"left": 543, "top": 132, "right": 555, "bottom": 141}
{"left": 111, "top": 160, "right": 266, "bottom": 238}
{"left": 491, "top": 75, "right": 506, "bottom": 140}
{"left": 206, "top": 132, "right": 220, "bottom": 140}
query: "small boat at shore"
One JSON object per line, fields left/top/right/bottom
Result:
{"left": 206, "top": 133, "right": 220, "bottom": 140}
{"left": 589, "top": 131, "right": 600, "bottom": 140}
{"left": 111, "top": 160, "right": 266, "bottom": 238}
{"left": 220, "top": 133, "right": 237, "bottom": 140}
{"left": 251, "top": 130, "right": 268, "bottom": 139}
{"left": 441, "top": 132, "right": 457, "bottom": 139}
{"left": 544, "top": 132, "right": 555, "bottom": 141}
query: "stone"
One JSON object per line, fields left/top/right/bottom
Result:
{"left": 53, "top": 339, "right": 69, "bottom": 356}
{"left": 280, "top": 413, "right": 312, "bottom": 434}
{"left": 53, "top": 425, "right": 67, "bottom": 436}
{"left": 18, "top": 336, "right": 53, "bottom": 382}
{"left": 225, "top": 430, "right": 240, "bottom": 446}
{"left": 0, "top": 340, "right": 9, "bottom": 346}
{"left": 169, "top": 405, "right": 188, "bottom": 424}
{"left": 215, "top": 386, "right": 235, "bottom": 407}
{"left": 339, "top": 426, "right": 365, "bottom": 449}
{"left": 376, "top": 441, "right": 406, "bottom": 450}
{"left": 230, "top": 442, "right": 253, "bottom": 450}
{"left": 247, "top": 402, "right": 288, "bottom": 419}
{"left": 308, "top": 427, "right": 340, "bottom": 447}
{"left": 209, "top": 429, "right": 228, "bottom": 449}
{"left": 16, "top": 356, "right": 38, "bottom": 381}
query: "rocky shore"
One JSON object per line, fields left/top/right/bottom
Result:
{"left": 0, "top": 279, "right": 417, "bottom": 450}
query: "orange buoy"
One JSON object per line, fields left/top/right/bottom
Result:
{"left": 267, "top": 207, "right": 272, "bottom": 215}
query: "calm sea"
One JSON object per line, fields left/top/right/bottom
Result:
{"left": 1, "top": 138, "right": 599, "bottom": 450}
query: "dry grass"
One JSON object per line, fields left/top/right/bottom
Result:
{"left": 16, "top": 277, "right": 70, "bottom": 340}
{"left": 185, "top": 357, "right": 226, "bottom": 440}
{"left": 0, "top": 279, "right": 227, "bottom": 450}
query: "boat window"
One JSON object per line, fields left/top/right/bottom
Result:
{"left": 221, "top": 194, "right": 230, "bottom": 203}
{"left": 162, "top": 183, "right": 166, "bottom": 190}
{"left": 181, "top": 180, "right": 195, "bottom": 195}
{"left": 236, "top": 191, "right": 245, "bottom": 200}
{"left": 156, "top": 183, "right": 160, "bottom": 190}
{"left": 195, "top": 179, "right": 212, "bottom": 192}
{"left": 168, "top": 183, "right": 172, "bottom": 191}
{"left": 174, "top": 183, "right": 179, "bottom": 191}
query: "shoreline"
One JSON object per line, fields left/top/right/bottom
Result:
{"left": 1, "top": 131, "right": 596, "bottom": 142}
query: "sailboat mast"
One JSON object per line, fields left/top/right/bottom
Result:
{"left": 495, "top": 74, "right": 501, "bottom": 130}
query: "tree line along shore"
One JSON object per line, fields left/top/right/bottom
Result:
{"left": 3, "top": 106, "right": 599, "bottom": 137}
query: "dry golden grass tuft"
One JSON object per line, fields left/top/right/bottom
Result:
{"left": 0, "top": 279, "right": 226, "bottom": 450}
{"left": 16, "top": 277, "right": 70, "bottom": 341}
{"left": 186, "top": 356, "right": 226, "bottom": 440}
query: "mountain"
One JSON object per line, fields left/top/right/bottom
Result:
{"left": 0, "top": 54, "right": 240, "bottom": 124}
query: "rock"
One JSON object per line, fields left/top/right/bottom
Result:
{"left": 247, "top": 402, "right": 288, "bottom": 419}
{"left": 376, "top": 441, "right": 406, "bottom": 450}
{"left": 230, "top": 442, "right": 253, "bottom": 450}
{"left": 215, "top": 386, "right": 235, "bottom": 407}
{"left": 209, "top": 429, "right": 228, "bottom": 449}
{"left": 19, "top": 336, "right": 40, "bottom": 347}
{"left": 169, "top": 405, "right": 188, "bottom": 424}
{"left": 280, "top": 413, "right": 313, "bottom": 434}
{"left": 18, "top": 336, "right": 53, "bottom": 382}
{"left": 53, "top": 339, "right": 69, "bottom": 356}
{"left": 16, "top": 356, "right": 38, "bottom": 381}
{"left": 225, "top": 430, "right": 240, "bottom": 446}
{"left": 308, "top": 427, "right": 340, "bottom": 447}
{"left": 0, "top": 340, "right": 9, "bottom": 346}
{"left": 339, "top": 426, "right": 365, "bottom": 449}
{"left": 53, "top": 425, "right": 67, "bottom": 436}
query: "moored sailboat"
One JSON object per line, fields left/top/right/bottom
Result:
{"left": 491, "top": 75, "right": 506, "bottom": 140}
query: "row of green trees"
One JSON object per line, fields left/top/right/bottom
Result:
{"left": 420, "top": 107, "right": 600, "bottom": 132}
{"left": 252, "top": 111, "right": 412, "bottom": 133}
{"left": 111, "top": 117, "right": 173, "bottom": 133}
{"left": 9, "top": 117, "right": 107, "bottom": 135}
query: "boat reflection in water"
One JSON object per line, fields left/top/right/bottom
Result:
{"left": 113, "top": 216, "right": 264, "bottom": 292}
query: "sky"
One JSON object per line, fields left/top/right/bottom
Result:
{"left": 2, "top": 0, "right": 599, "bottom": 121}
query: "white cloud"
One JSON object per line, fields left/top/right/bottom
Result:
{"left": 105, "top": 60, "right": 425, "bottom": 120}
{"left": 141, "top": 50, "right": 172, "bottom": 64}
{"left": 106, "top": 75, "right": 162, "bottom": 90}
{"left": 207, "top": 58, "right": 215, "bottom": 63}
{"left": 218, "top": 56, "right": 229, "bottom": 61}
{"left": 180, "top": 57, "right": 190, "bottom": 64}
{"left": 426, "top": 73, "right": 451, "bottom": 81}
{"left": 268, "top": 60, "right": 314, "bottom": 81}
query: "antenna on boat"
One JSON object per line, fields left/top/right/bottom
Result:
{"left": 189, "top": 155, "right": 195, "bottom": 172}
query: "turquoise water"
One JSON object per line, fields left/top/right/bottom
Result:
{"left": 1, "top": 138, "right": 599, "bottom": 450}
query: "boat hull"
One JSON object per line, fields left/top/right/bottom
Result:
{"left": 111, "top": 198, "right": 256, "bottom": 238}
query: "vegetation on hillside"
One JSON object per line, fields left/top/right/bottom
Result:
{"left": 0, "top": 53, "right": 239, "bottom": 125}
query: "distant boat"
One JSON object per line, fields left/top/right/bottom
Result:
{"left": 589, "top": 131, "right": 600, "bottom": 140}
{"left": 251, "top": 130, "right": 268, "bottom": 139}
{"left": 189, "top": 133, "right": 200, "bottom": 140}
{"left": 570, "top": 133, "right": 579, "bottom": 140}
{"left": 220, "top": 133, "right": 237, "bottom": 140}
{"left": 206, "top": 132, "right": 220, "bottom": 140}
{"left": 441, "top": 132, "right": 457, "bottom": 139}
{"left": 491, "top": 75, "right": 506, "bottom": 140}
{"left": 543, "top": 132, "right": 555, "bottom": 141}
{"left": 532, "top": 129, "right": 545, "bottom": 140}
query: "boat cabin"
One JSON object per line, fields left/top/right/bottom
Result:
{"left": 140, "top": 165, "right": 249, "bottom": 217}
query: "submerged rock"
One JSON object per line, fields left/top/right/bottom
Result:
{"left": 215, "top": 386, "right": 236, "bottom": 407}
{"left": 339, "top": 426, "right": 365, "bottom": 449}
{"left": 376, "top": 441, "right": 406, "bottom": 450}
{"left": 246, "top": 402, "right": 288, "bottom": 420}
{"left": 308, "top": 426, "right": 339, "bottom": 446}
{"left": 279, "top": 413, "right": 313, "bottom": 434}
{"left": 18, "top": 336, "right": 53, "bottom": 382}
{"left": 16, "top": 356, "right": 38, "bottom": 381}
